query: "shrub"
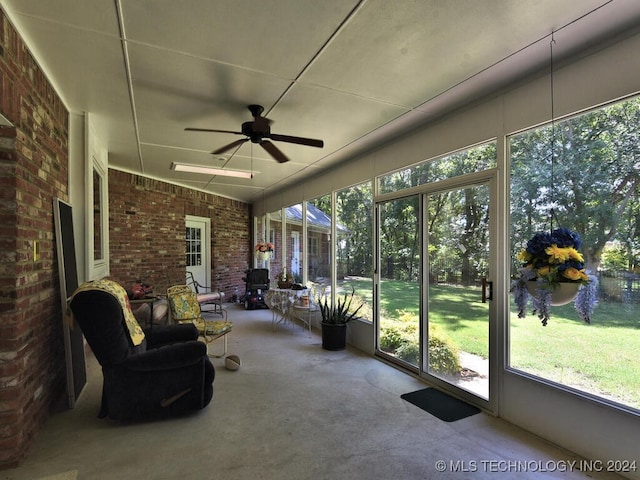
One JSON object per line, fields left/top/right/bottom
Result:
{"left": 379, "top": 310, "right": 461, "bottom": 374}
{"left": 349, "top": 291, "right": 372, "bottom": 321}
{"left": 427, "top": 324, "right": 461, "bottom": 375}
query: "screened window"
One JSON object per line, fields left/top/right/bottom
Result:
{"left": 378, "top": 142, "right": 497, "bottom": 194}
{"left": 268, "top": 209, "right": 283, "bottom": 280}
{"left": 336, "top": 182, "right": 373, "bottom": 322}
{"left": 509, "top": 95, "right": 640, "bottom": 412}
{"left": 307, "top": 196, "right": 332, "bottom": 297}
{"left": 286, "top": 204, "right": 304, "bottom": 282}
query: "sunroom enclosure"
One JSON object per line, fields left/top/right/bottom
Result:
{"left": 255, "top": 92, "right": 640, "bottom": 412}
{"left": 252, "top": 31, "right": 640, "bottom": 473}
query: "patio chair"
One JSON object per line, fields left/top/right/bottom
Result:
{"left": 186, "top": 271, "right": 227, "bottom": 320}
{"left": 167, "top": 284, "right": 233, "bottom": 358}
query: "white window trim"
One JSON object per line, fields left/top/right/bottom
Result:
{"left": 85, "top": 115, "right": 109, "bottom": 280}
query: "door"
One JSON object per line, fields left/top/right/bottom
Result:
{"left": 185, "top": 216, "right": 211, "bottom": 289}
{"left": 376, "top": 175, "right": 494, "bottom": 409}
{"left": 377, "top": 196, "right": 421, "bottom": 371}
{"left": 424, "top": 182, "right": 491, "bottom": 404}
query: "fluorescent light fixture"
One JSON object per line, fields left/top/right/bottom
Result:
{"left": 171, "top": 162, "right": 253, "bottom": 179}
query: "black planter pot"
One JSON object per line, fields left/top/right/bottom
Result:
{"left": 321, "top": 322, "right": 347, "bottom": 351}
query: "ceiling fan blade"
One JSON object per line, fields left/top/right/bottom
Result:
{"left": 269, "top": 133, "right": 324, "bottom": 148}
{"left": 185, "top": 127, "right": 243, "bottom": 135}
{"left": 212, "top": 138, "right": 248, "bottom": 154}
{"left": 260, "top": 140, "right": 289, "bottom": 163}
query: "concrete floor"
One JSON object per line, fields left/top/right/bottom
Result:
{"left": 3, "top": 304, "right": 625, "bottom": 480}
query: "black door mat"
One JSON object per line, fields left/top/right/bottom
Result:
{"left": 401, "top": 387, "right": 480, "bottom": 422}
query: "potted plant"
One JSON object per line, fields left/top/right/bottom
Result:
{"left": 511, "top": 227, "right": 598, "bottom": 326}
{"left": 316, "top": 287, "right": 364, "bottom": 350}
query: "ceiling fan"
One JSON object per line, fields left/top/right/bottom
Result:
{"left": 185, "top": 104, "right": 324, "bottom": 163}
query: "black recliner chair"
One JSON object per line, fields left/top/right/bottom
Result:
{"left": 69, "top": 280, "right": 215, "bottom": 421}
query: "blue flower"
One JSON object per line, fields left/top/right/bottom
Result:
{"left": 550, "top": 227, "right": 582, "bottom": 249}
{"left": 575, "top": 274, "right": 598, "bottom": 323}
{"left": 530, "top": 282, "right": 553, "bottom": 326}
{"left": 526, "top": 232, "right": 553, "bottom": 256}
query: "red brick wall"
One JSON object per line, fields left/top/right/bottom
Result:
{"left": 0, "top": 9, "right": 69, "bottom": 468}
{"left": 108, "top": 170, "right": 251, "bottom": 297}
{"left": 0, "top": 6, "right": 251, "bottom": 469}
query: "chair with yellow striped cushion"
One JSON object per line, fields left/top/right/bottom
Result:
{"left": 167, "top": 285, "right": 233, "bottom": 358}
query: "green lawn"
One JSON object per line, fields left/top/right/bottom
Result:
{"left": 510, "top": 304, "right": 640, "bottom": 408}
{"left": 340, "top": 277, "right": 640, "bottom": 410}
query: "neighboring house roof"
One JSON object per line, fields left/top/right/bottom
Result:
{"left": 270, "top": 204, "right": 348, "bottom": 233}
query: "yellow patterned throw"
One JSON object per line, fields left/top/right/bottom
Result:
{"left": 70, "top": 279, "right": 145, "bottom": 346}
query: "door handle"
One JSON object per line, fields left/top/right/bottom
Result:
{"left": 481, "top": 278, "right": 493, "bottom": 303}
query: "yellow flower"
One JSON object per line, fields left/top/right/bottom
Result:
{"left": 517, "top": 249, "right": 531, "bottom": 262}
{"left": 562, "top": 267, "right": 588, "bottom": 281}
{"left": 567, "top": 247, "right": 584, "bottom": 262}
{"left": 545, "top": 244, "right": 572, "bottom": 264}
{"left": 536, "top": 265, "right": 551, "bottom": 277}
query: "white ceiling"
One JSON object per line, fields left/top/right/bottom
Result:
{"left": 2, "top": 0, "right": 640, "bottom": 203}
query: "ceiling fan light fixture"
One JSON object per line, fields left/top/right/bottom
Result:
{"left": 171, "top": 162, "right": 253, "bottom": 179}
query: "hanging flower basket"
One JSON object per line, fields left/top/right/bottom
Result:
{"left": 511, "top": 228, "right": 598, "bottom": 326}
{"left": 255, "top": 250, "right": 272, "bottom": 261}
{"left": 526, "top": 281, "right": 580, "bottom": 306}
{"left": 254, "top": 242, "right": 274, "bottom": 262}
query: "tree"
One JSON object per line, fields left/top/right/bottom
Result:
{"left": 336, "top": 182, "right": 373, "bottom": 277}
{"left": 510, "top": 97, "right": 640, "bottom": 274}
{"left": 379, "top": 196, "right": 420, "bottom": 282}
